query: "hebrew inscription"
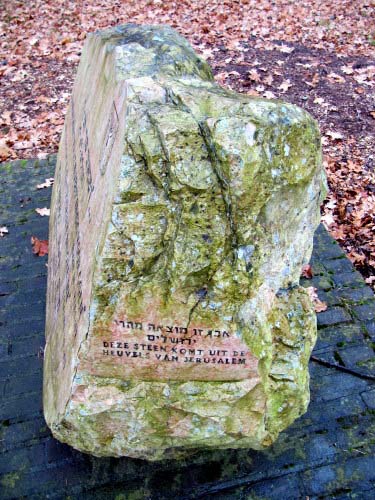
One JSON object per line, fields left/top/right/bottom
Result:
{"left": 85, "top": 318, "right": 258, "bottom": 381}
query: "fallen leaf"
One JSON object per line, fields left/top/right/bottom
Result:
{"left": 325, "top": 130, "right": 344, "bottom": 140}
{"left": 341, "top": 65, "right": 354, "bottom": 75}
{"left": 246, "top": 89, "right": 259, "bottom": 96}
{"left": 11, "top": 69, "right": 29, "bottom": 82}
{"left": 215, "top": 72, "right": 230, "bottom": 85}
{"left": 36, "top": 178, "right": 54, "bottom": 189}
{"left": 278, "top": 44, "right": 294, "bottom": 53}
{"left": 0, "top": 140, "right": 13, "bottom": 161}
{"left": 321, "top": 212, "right": 335, "bottom": 228}
{"left": 301, "top": 264, "right": 313, "bottom": 279}
{"left": 313, "top": 97, "right": 325, "bottom": 105}
{"left": 263, "top": 74, "right": 274, "bottom": 86}
{"left": 35, "top": 207, "right": 50, "bottom": 216}
{"left": 248, "top": 69, "right": 261, "bottom": 82}
{"left": 354, "top": 74, "right": 371, "bottom": 85}
{"left": 31, "top": 236, "right": 49, "bottom": 256}
{"left": 29, "top": 36, "right": 39, "bottom": 46}
{"left": 278, "top": 79, "right": 292, "bottom": 92}
{"left": 200, "top": 48, "right": 214, "bottom": 60}
{"left": 348, "top": 250, "right": 366, "bottom": 264}
{"left": 0, "top": 226, "right": 9, "bottom": 237}
{"left": 306, "top": 286, "right": 328, "bottom": 312}
{"left": 1, "top": 111, "right": 12, "bottom": 125}
{"left": 325, "top": 197, "right": 337, "bottom": 210}
{"left": 330, "top": 225, "right": 347, "bottom": 240}
{"left": 263, "top": 90, "right": 276, "bottom": 99}
{"left": 296, "top": 62, "right": 313, "bottom": 68}
{"left": 306, "top": 73, "right": 319, "bottom": 87}
{"left": 327, "top": 72, "right": 345, "bottom": 83}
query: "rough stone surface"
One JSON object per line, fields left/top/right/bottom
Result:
{"left": 1, "top": 157, "right": 375, "bottom": 498}
{"left": 43, "top": 25, "right": 326, "bottom": 459}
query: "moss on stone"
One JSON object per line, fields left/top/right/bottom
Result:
{"left": 1, "top": 471, "right": 20, "bottom": 490}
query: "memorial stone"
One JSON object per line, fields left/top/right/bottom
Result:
{"left": 44, "top": 24, "right": 327, "bottom": 460}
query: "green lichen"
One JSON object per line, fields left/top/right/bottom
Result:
{"left": 1, "top": 471, "right": 20, "bottom": 490}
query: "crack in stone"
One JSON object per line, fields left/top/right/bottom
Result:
{"left": 197, "top": 120, "right": 238, "bottom": 257}
{"left": 146, "top": 110, "right": 172, "bottom": 197}
{"left": 164, "top": 84, "right": 239, "bottom": 258}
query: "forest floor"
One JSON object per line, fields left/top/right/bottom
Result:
{"left": 1, "top": 0, "right": 374, "bottom": 282}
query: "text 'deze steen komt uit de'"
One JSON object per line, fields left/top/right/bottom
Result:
{"left": 95, "top": 319, "right": 258, "bottom": 381}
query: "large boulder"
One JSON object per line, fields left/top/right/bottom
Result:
{"left": 43, "top": 24, "right": 327, "bottom": 460}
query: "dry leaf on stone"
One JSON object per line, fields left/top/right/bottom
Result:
{"left": 35, "top": 207, "right": 50, "bottom": 216}
{"left": 301, "top": 264, "right": 313, "bottom": 279}
{"left": 306, "top": 286, "right": 328, "bottom": 312}
{"left": 0, "top": 226, "right": 9, "bottom": 237}
{"left": 36, "top": 178, "right": 54, "bottom": 189}
{"left": 31, "top": 236, "right": 49, "bottom": 256}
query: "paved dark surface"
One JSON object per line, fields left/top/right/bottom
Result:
{"left": 0, "top": 157, "right": 375, "bottom": 499}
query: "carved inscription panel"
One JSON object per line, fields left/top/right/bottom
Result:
{"left": 46, "top": 93, "right": 123, "bottom": 372}
{"left": 85, "top": 318, "right": 259, "bottom": 381}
